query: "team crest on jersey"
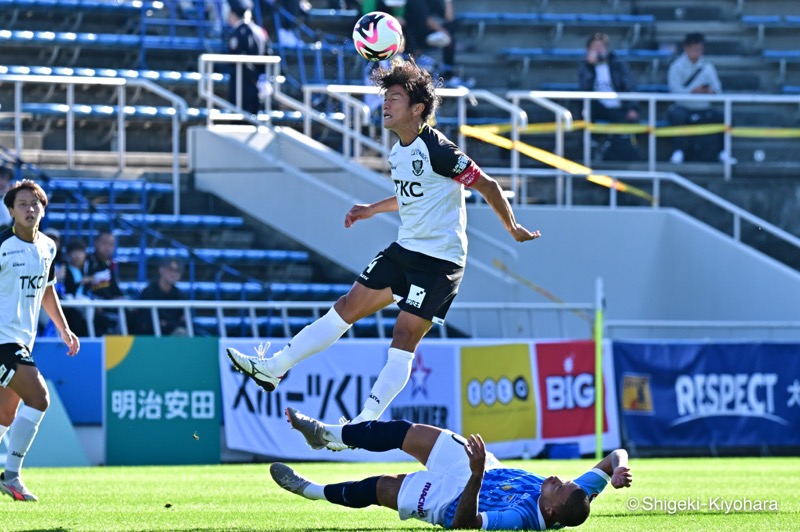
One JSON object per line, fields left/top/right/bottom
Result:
{"left": 412, "top": 159, "right": 424, "bottom": 176}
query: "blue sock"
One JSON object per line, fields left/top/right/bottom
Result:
{"left": 323, "top": 476, "right": 380, "bottom": 508}
{"left": 341, "top": 419, "right": 412, "bottom": 452}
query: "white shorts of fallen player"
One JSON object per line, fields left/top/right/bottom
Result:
{"left": 397, "top": 430, "right": 502, "bottom": 526}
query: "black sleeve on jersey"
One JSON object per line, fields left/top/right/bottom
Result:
{"left": 426, "top": 126, "right": 472, "bottom": 177}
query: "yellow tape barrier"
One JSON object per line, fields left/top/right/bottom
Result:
{"left": 473, "top": 121, "right": 800, "bottom": 138}
{"left": 461, "top": 125, "right": 655, "bottom": 204}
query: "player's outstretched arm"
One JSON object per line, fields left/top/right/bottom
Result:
{"left": 450, "top": 434, "right": 486, "bottom": 529}
{"left": 344, "top": 196, "right": 399, "bottom": 228}
{"left": 41, "top": 284, "right": 80, "bottom": 356}
{"left": 594, "top": 449, "right": 632, "bottom": 489}
{"left": 468, "top": 172, "right": 541, "bottom": 242}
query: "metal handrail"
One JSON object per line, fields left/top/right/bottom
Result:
{"left": 0, "top": 73, "right": 188, "bottom": 214}
{"left": 506, "top": 90, "right": 800, "bottom": 180}
{"left": 60, "top": 298, "right": 595, "bottom": 339}
{"left": 197, "top": 53, "right": 283, "bottom": 127}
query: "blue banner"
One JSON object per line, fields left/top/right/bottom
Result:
{"left": 614, "top": 342, "right": 800, "bottom": 448}
{"left": 33, "top": 338, "right": 104, "bottom": 425}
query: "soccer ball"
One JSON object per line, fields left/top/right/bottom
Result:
{"left": 352, "top": 11, "right": 403, "bottom": 62}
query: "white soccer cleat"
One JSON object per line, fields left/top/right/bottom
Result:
{"left": 285, "top": 407, "right": 354, "bottom": 452}
{"left": 226, "top": 343, "right": 282, "bottom": 392}
{"left": 270, "top": 463, "right": 311, "bottom": 498}
{"left": 0, "top": 473, "right": 38, "bottom": 502}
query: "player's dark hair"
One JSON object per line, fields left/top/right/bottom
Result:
{"left": 684, "top": 32, "right": 705, "bottom": 46}
{"left": 371, "top": 58, "right": 440, "bottom": 122}
{"left": 558, "top": 489, "right": 590, "bottom": 527}
{"left": 3, "top": 179, "right": 48, "bottom": 209}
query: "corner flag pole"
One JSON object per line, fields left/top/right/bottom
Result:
{"left": 594, "top": 277, "right": 605, "bottom": 461}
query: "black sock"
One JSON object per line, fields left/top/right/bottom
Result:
{"left": 341, "top": 419, "right": 412, "bottom": 452}
{"left": 323, "top": 476, "right": 380, "bottom": 508}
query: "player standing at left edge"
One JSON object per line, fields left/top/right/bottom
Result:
{"left": 0, "top": 179, "right": 80, "bottom": 501}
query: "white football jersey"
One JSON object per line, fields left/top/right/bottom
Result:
{"left": 0, "top": 228, "right": 57, "bottom": 350}
{"left": 389, "top": 124, "right": 481, "bottom": 266}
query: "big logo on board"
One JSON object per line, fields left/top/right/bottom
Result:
{"left": 536, "top": 340, "right": 607, "bottom": 439}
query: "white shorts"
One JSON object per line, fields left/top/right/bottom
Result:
{"left": 396, "top": 430, "right": 501, "bottom": 526}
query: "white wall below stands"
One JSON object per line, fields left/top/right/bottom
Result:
{"left": 190, "top": 125, "right": 800, "bottom": 340}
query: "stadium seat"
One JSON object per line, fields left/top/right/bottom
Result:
{"left": 114, "top": 247, "right": 310, "bottom": 263}
{"left": 0, "top": 0, "right": 154, "bottom": 13}
{"left": 501, "top": 47, "right": 671, "bottom": 76}
{"left": 0, "top": 65, "right": 227, "bottom": 85}
{"left": 17, "top": 103, "right": 325, "bottom": 126}
{"left": 763, "top": 50, "right": 800, "bottom": 82}
{"left": 47, "top": 179, "right": 173, "bottom": 194}
{"left": 46, "top": 212, "right": 244, "bottom": 228}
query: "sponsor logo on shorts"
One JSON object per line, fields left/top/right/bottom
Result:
{"left": 417, "top": 481, "right": 432, "bottom": 518}
{"left": 406, "top": 284, "right": 426, "bottom": 309}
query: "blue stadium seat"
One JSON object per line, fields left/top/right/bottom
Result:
{"left": 19, "top": 103, "right": 319, "bottom": 126}
{"left": 192, "top": 315, "right": 396, "bottom": 336}
{"left": 0, "top": 0, "right": 154, "bottom": 12}
{"left": 46, "top": 212, "right": 244, "bottom": 228}
{"left": 114, "top": 247, "right": 309, "bottom": 263}
{"left": 268, "top": 282, "right": 351, "bottom": 297}
{"left": 0, "top": 29, "right": 224, "bottom": 53}
{"left": 0, "top": 65, "right": 227, "bottom": 85}
{"left": 48, "top": 178, "right": 173, "bottom": 194}
{"left": 502, "top": 48, "right": 671, "bottom": 75}
{"left": 763, "top": 50, "right": 800, "bottom": 82}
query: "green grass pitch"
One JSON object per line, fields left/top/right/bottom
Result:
{"left": 1, "top": 457, "right": 798, "bottom": 531}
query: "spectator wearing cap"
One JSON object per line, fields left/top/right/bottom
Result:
{"left": 0, "top": 166, "right": 13, "bottom": 229}
{"left": 136, "top": 258, "right": 187, "bottom": 336}
{"left": 227, "top": 0, "right": 269, "bottom": 115}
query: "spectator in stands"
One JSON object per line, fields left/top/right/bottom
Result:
{"left": 0, "top": 166, "right": 13, "bottom": 230}
{"left": 227, "top": 60, "right": 541, "bottom": 445}
{"left": 227, "top": 0, "right": 269, "bottom": 115}
{"left": 137, "top": 258, "right": 187, "bottom": 336}
{"left": 87, "top": 231, "right": 125, "bottom": 335}
{"left": 403, "top": 0, "right": 470, "bottom": 87}
{"left": 667, "top": 33, "right": 736, "bottom": 165}
{"left": 62, "top": 239, "right": 90, "bottom": 337}
{"left": 577, "top": 32, "right": 640, "bottom": 161}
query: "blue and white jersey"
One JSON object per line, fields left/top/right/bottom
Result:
{"left": 0, "top": 228, "right": 57, "bottom": 350}
{"left": 388, "top": 124, "right": 481, "bottom": 267}
{"left": 442, "top": 468, "right": 609, "bottom": 530}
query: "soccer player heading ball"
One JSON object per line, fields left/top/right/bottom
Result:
{"left": 227, "top": 60, "right": 541, "bottom": 447}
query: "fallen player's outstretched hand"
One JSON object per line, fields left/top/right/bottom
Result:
{"left": 464, "top": 434, "right": 487, "bottom": 476}
{"left": 611, "top": 466, "right": 632, "bottom": 489}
